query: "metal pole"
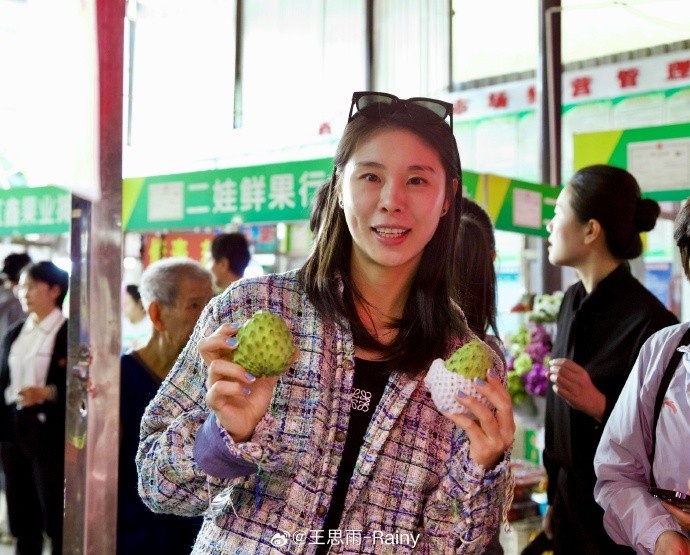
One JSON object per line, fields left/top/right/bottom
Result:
{"left": 63, "top": 0, "right": 124, "bottom": 553}
{"left": 233, "top": 0, "right": 243, "bottom": 129}
{"left": 365, "top": 0, "right": 374, "bottom": 90}
{"left": 448, "top": 0, "right": 453, "bottom": 91}
{"left": 125, "top": 3, "right": 136, "bottom": 147}
{"left": 539, "top": 0, "right": 562, "bottom": 186}
{"left": 536, "top": 0, "right": 562, "bottom": 294}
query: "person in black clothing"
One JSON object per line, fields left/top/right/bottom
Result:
{"left": 455, "top": 198, "right": 506, "bottom": 555}
{"left": 542, "top": 165, "right": 679, "bottom": 555}
{"left": 454, "top": 198, "right": 501, "bottom": 353}
{"left": 0, "top": 253, "right": 32, "bottom": 341}
{"left": 0, "top": 262, "right": 69, "bottom": 555}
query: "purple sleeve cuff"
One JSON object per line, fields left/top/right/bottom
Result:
{"left": 193, "top": 413, "right": 258, "bottom": 480}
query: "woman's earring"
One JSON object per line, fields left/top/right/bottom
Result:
{"left": 338, "top": 198, "right": 344, "bottom": 209}
{"left": 441, "top": 207, "right": 447, "bottom": 216}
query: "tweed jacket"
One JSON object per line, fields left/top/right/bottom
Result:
{"left": 137, "top": 271, "right": 511, "bottom": 554}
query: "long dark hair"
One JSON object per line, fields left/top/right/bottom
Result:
{"left": 454, "top": 198, "right": 499, "bottom": 340}
{"left": 298, "top": 109, "right": 467, "bottom": 377}
{"left": 569, "top": 165, "right": 660, "bottom": 259}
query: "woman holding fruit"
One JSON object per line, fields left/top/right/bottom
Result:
{"left": 137, "top": 91, "right": 515, "bottom": 554}
{"left": 542, "top": 164, "right": 678, "bottom": 555}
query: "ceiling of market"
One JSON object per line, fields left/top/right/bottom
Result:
{"left": 1, "top": 0, "right": 689, "bottom": 187}
{"left": 452, "top": 0, "right": 690, "bottom": 83}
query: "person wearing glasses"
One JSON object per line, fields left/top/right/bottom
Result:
{"left": 137, "top": 91, "right": 514, "bottom": 554}
{"left": 542, "top": 165, "right": 678, "bottom": 555}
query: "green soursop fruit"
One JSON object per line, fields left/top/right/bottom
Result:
{"left": 231, "top": 310, "right": 295, "bottom": 377}
{"left": 444, "top": 338, "right": 492, "bottom": 380}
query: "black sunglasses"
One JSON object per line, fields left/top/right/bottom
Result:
{"left": 348, "top": 91, "right": 454, "bottom": 128}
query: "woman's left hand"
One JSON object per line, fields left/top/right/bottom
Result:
{"left": 662, "top": 479, "right": 690, "bottom": 532}
{"left": 443, "top": 369, "right": 515, "bottom": 469}
{"left": 548, "top": 358, "right": 606, "bottom": 421}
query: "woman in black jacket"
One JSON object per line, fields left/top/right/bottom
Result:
{"left": 0, "top": 261, "right": 69, "bottom": 555}
{"left": 541, "top": 165, "right": 678, "bottom": 555}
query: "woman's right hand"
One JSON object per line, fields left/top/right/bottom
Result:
{"left": 199, "top": 322, "right": 280, "bottom": 444}
{"left": 661, "top": 478, "right": 690, "bottom": 533}
{"left": 654, "top": 479, "right": 690, "bottom": 554}
{"left": 654, "top": 531, "right": 690, "bottom": 554}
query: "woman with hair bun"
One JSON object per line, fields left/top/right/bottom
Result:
{"left": 541, "top": 165, "right": 679, "bottom": 554}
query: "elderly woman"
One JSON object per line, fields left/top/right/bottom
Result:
{"left": 118, "top": 257, "right": 214, "bottom": 555}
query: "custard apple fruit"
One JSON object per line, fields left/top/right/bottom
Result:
{"left": 444, "top": 338, "right": 492, "bottom": 380}
{"left": 424, "top": 338, "right": 494, "bottom": 416}
{"left": 232, "top": 311, "right": 295, "bottom": 377}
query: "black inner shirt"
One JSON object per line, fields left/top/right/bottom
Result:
{"left": 315, "top": 357, "right": 389, "bottom": 554}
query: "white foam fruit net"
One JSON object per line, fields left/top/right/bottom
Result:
{"left": 424, "top": 359, "right": 492, "bottom": 419}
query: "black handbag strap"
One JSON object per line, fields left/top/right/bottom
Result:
{"left": 650, "top": 326, "right": 690, "bottom": 487}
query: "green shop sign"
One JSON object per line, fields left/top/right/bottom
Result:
{"left": 123, "top": 162, "right": 557, "bottom": 236}
{"left": 574, "top": 122, "right": 690, "bottom": 202}
{"left": 0, "top": 186, "right": 71, "bottom": 237}
{"left": 123, "top": 158, "right": 333, "bottom": 232}
{"left": 465, "top": 172, "right": 559, "bottom": 237}
{"left": 0, "top": 165, "right": 557, "bottom": 239}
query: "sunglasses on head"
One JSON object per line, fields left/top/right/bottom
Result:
{"left": 348, "top": 91, "right": 454, "bottom": 128}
